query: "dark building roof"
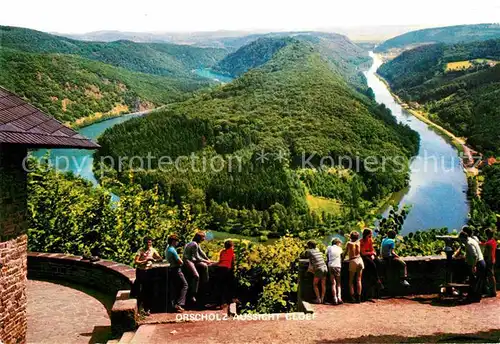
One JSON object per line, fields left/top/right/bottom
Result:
{"left": 0, "top": 87, "right": 99, "bottom": 149}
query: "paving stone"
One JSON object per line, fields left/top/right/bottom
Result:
{"left": 26, "top": 280, "right": 111, "bottom": 343}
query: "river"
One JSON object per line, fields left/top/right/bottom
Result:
{"left": 34, "top": 60, "right": 468, "bottom": 233}
{"left": 193, "top": 68, "right": 234, "bottom": 83}
{"left": 30, "top": 71, "right": 230, "bottom": 187}
{"left": 33, "top": 113, "right": 144, "bottom": 186}
{"left": 365, "top": 52, "right": 469, "bottom": 233}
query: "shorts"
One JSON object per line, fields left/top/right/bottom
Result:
{"left": 349, "top": 257, "right": 364, "bottom": 273}
{"left": 314, "top": 267, "right": 328, "bottom": 278}
{"left": 328, "top": 266, "right": 341, "bottom": 277}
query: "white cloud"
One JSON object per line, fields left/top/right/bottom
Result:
{"left": 1, "top": 0, "right": 499, "bottom": 33}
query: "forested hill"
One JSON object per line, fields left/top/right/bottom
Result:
{"left": 0, "top": 47, "right": 213, "bottom": 124}
{"left": 375, "top": 23, "right": 500, "bottom": 53}
{"left": 213, "top": 37, "right": 295, "bottom": 77}
{"left": 213, "top": 32, "right": 370, "bottom": 88}
{"left": 0, "top": 26, "right": 229, "bottom": 124}
{"left": 378, "top": 39, "right": 500, "bottom": 154}
{"left": 97, "top": 40, "right": 419, "bottom": 230}
{"left": 0, "top": 26, "right": 227, "bottom": 78}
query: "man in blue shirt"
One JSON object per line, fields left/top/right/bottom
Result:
{"left": 165, "top": 234, "right": 188, "bottom": 312}
{"left": 381, "top": 230, "right": 410, "bottom": 287}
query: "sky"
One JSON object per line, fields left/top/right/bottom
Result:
{"left": 1, "top": 0, "right": 499, "bottom": 34}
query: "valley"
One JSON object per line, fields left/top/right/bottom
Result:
{"left": 3, "top": 18, "right": 500, "bottom": 322}
{"left": 23, "top": 24, "right": 499, "bottom": 239}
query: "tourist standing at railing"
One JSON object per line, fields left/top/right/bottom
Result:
{"left": 213, "top": 240, "right": 236, "bottom": 306}
{"left": 458, "top": 230, "right": 486, "bottom": 302}
{"left": 347, "top": 231, "right": 364, "bottom": 303}
{"left": 134, "top": 237, "right": 162, "bottom": 315}
{"left": 326, "top": 238, "right": 343, "bottom": 305}
{"left": 381, "top": 230, "right": 411, "bottom": 287}
{"left": 165, "top": 234, "right": 188, "bottom": 313}
{"left": 183, "top": 232, "right": 212, "bottom": 304}
{"left": 360, "top": 228, "right": 383, "bottom": 299}
{"left": 304, "top": 240, "right": 328, "bottom": 304}
{"left": 480, "top": 228, "right": 497, "bottom": 298}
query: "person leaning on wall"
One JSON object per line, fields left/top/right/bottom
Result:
{"left": 133, "top": 236, "right": 162, "bottom": 315}
{"left": 456, "top": 230, "right": 486, "bottom": 303}
{"left": 165, "top": 234, "right": 188, "bottom": 313}
{"left": 183, "top": 231, "right": 213, "bottom": 305}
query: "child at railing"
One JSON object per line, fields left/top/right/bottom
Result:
{"left": 326, "top": 238, "right": 343, "bottom": 305}
{"left": 304, "top": 240, "right": 328, "bottom": 304}
{"left": 381, "top": 230, "right": 410, "bottom": 287}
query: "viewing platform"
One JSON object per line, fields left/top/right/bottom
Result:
{"left": 105, "top": 295, "right": 500, "bottom": 343}
{"left": 24, "top": 251, "right": 500, "bottom": 343}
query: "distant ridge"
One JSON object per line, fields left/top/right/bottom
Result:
{"left": 212, "top": 32, "right": 370, "bottom": 87}
{"left": 375, "top": 23, "right": 500, "bottom": 53}
{"left": 57, "top": 25, "right": 424, "bottom": 45}
{"left": 0, "top": 26, "right": 227, "bottom": 78}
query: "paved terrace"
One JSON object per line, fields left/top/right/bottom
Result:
{"left": 26, "top": 279, "right": 500, "bottom": 343}
{"left": 27, "top": 280, "right": 113, "bottom": 344}
{"left": 133, "top": 296, "right": 500, "bottom": 343}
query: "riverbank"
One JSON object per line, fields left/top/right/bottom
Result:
{"left": 374, "top": 71, "right": 464, "bottom": 150}
{"left": 366, "top": 51, "right": 469, "bottom": 232}
{"left": 372, "top": 58, "right": 480, "bottom": 177}
{"left": 70, "top": 106, "right": 160, "bottom": 130}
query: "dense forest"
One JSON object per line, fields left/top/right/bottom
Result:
{"left": 0, "top": 26, "right": 232, "bottom": 123}
{"left": 482, "top": 164, "right": 500, "bottom": 214}
{"left": 213, "top": 32, "right": 371, "bottom": 88}
{"left": 378, "top": 39, "right": 500, "bottom": 154}
{"left": 96, "top": 39, "right": 419, "bottom": 239}
{"left": 375, "top": 23, "right": 500, "bottom": 53}
{"left": 0, "top": 47, "right": 214, "bottom": 123}
{"left": 213, "top": 37, "right": 295, "bottom": 77}
{"left": 0, "top": 26, "right": 227, "bottom": 78}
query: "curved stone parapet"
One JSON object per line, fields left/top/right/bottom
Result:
{"left": 27, "top": 252, "right": 135, "bottom": 297}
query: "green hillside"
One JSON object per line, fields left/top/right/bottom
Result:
{"left": 375, "top": 23, "right": 500, "bottom": 53}
{"left": 213, "top": 32, "right": 370, "bottom": 88}
{"left": 0, "top": 47, "right": 214, "bottom": 124}
{"left": 213, "top": 37, "right": 295, "bottom": 77}
{"left": 482, "top": 164, "right": 500, "bottom": 213}
{"left": 378, "top": 39, "right": 500, "bottom": 154}
{"left": 0, "top": 26, "right": 227, "bottom": 78}
{"left": 96, "top": 41, "right": 418, "bottom": 236}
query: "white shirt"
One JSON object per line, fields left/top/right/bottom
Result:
{"left": 326, "top": 245, "right": 343, "bottom": 268}
{"left": 465, "top": 237, "right": 484, "bottom": 266}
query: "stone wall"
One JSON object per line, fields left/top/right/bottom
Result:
{"left": 0, "top": 236, "right": 28, "bottom": 344}
{"left": 0, "top": 144, "right": 28, "bottom": 344}
{"left": 27, "top": 253, "right": 135, "bottom": 297}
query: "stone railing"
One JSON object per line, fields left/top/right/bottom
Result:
{"left": 27, "top": 252, "right": 135, "bottom": 296}
{"left": 297, "top": 254, "right": 500, "bottom": 303}
{"left": 28, "top": 252, "right": 139, "bottom": 336}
